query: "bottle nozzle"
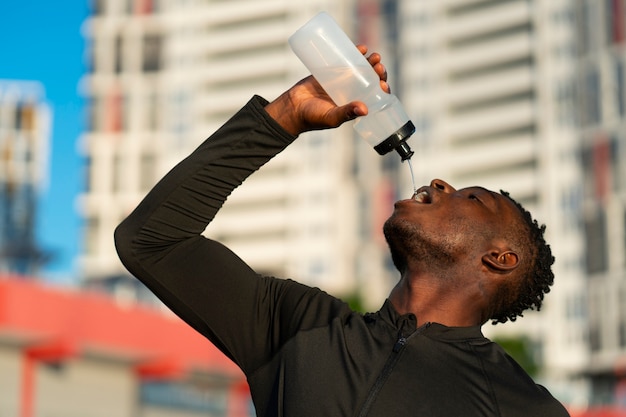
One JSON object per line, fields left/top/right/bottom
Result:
{"left": 396, "top": 141, "right": 414, "bottom": 162}
{"left": 371, "top": 120, "right": 416, "bottom": 159}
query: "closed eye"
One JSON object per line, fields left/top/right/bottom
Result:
{"left": 462, "top": 186, "right": 498, "bottom": 212}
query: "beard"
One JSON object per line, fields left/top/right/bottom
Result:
{"left": 382, "top": 215, "right": 456, "bottom": 274}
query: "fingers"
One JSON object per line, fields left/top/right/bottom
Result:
{"left": 357, "top": 45, "right": 390, "bottom": 93}
{"left": 368, "top": 54, "right": 388, "bottom": 83}
{"left": 370, "top": 56, "right": 390, "bottom": 94}
{"left": 366, "top": 51, "right": 381, "bottom": 66}
{"left": 380, "top": 80, "right": 390, "bottom": 94}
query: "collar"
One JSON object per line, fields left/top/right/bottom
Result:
{"left": 372, "top": 299, "right": 487, "bottom": 342}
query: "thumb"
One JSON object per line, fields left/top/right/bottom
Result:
{"left": 333, "top": 101, "right": 368, "bottom": 125}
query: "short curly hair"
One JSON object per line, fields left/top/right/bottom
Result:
{"left": 488, "top": 190, "right": 555, "bottom": 325}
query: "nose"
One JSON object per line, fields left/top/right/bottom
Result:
{"left": 430, "top": 179, "right": 456, "bottom": 193}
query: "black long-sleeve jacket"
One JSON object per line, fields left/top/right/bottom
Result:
{"left": 115, "top": 96, "right": 570, "bottom": 417}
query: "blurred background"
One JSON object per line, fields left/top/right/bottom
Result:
{"left": 0, "top": 0, "right": 624, "bottom": 416}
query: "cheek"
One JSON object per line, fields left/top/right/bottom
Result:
{"left": 451, "top": 205, "right": 496, "bottom": 231}
{"left": 442, "top": 214, "right": 494, "bottom": 252}
{"left": 440, "top": 210, "right": 472, "bottom": 235}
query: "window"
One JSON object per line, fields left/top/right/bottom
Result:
{"left": 169, "top": 90, "right": 188, "bottom": 136}
{"left": 566, "top": 293, "right": 587, "bottom": 320}
{"left": 86, "top": 38, "right": 96, "bottom": 73}
{"left": 581, "top": 136, "right": 616, "bottom": 202}
{"left": 580, "top": 0, "right": 601, "bottom": 55}
{"left": 142, "top": 34, "right": 162, "bottom": 72}
{"left": 614, "top": 56, "right": 625, "bottom": 117}
{"left": 584, "top": 207, "right": 608, "bottom": 274}
{"left": 588, "top": 289, "right": 603, "bottom": 352}
{"left": 87, "top": 96, "right": 101, "bottom": 132}
{"left": 16, "top": 104, "right": 35, "bottom": 131}
{"left": 622, "top": 209, "right": 626, "bottom": 264}
{"left": 606, "top": 0, "right": 625, "bottom": 44}
{"left": 114, "top": 35, "right": 124, "bottom": 73}
{"left": 105, "top": 88, "right": 123, "bottom": 132}
{"left": 582, "top": 67, "right": 602, "bottom": 126}
{"left": 83, "top": 155, "right": 92, "bottom": 192}
{"left": 620, "top": 285, "right": 626, "bottom": 347}
{"left": 610, "top": 136, "right": 621, "bottom": 192}
{"left": 555, "top": 79, "right": 575, "bottom": 126}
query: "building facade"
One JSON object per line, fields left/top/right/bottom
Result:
{"left": 574, "top": 0, "right": 626, "bottom": 407}
{"left": 0, "top": 80, "right": 51, "bottom": 276}
{"left": 79, "top": 0, "right": 603, "bottom": 407}
{"left": 397, "top": 0, "right": 588, "bottom": 401}
{"left": 79, "top": 0, "right": 411, "bottom": 309}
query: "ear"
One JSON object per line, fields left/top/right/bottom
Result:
{"left": 482, "top": 250, "right": 520, "bottom": 273}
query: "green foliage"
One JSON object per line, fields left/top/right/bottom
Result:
{"left": 343, "top": 292, "right": 367, "bottom": 313}
{"left": 493, "top": 336, "right": 540, "bottom": 377}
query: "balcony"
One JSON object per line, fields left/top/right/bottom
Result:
{"left": 444, "top": 31, "right": 532, "bottom": 76}
{"left": 443, "top": 1, "right": 531, "bottom": 43}
{"left": 445, "top": 66, "right": 533, "bottom": 108}
{"left": 444, "top": 98, "right": 535, "bottom": 140}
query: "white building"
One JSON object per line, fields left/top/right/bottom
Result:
{"left": 397, "top": 0, "right": 588, "bottom": 399}
{"left": 574, "top": 0, "right": 626, "bottom": 407}
{"left": 79, "top": 0, "right": 591, "bottom": 405}
{"left": 79, "top": 0, "right": 401, "bottom": 308}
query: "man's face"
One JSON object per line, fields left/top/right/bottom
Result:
{"left": 383, "top": 179, "right": 522, "bottom": 272}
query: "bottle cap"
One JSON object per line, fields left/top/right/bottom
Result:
{"left": 353, "top": 96, "right": 415, "bottom": 160}
{"left": 373, "top": 120, "right": 415, "bottom": 161}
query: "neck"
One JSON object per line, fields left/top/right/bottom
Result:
{"left": 388, "top": 271, "right": 485, "bottom": 327}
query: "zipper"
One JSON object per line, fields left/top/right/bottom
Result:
{"left": 355, "top": 322, "right": 430, "bottom": 417}
{"left": 393, "top": 336, "right": 407, "bottom": 353}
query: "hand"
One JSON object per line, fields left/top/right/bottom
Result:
{"left": 265, "top": 45, "right": 390, "bottom": 136}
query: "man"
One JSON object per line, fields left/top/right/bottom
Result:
{"left": 115, "top": 47, "right": 570, "bottom": 416}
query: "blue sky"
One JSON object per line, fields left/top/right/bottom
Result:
{"left": 0, "top": 1, "right": 89, "bottom": 284}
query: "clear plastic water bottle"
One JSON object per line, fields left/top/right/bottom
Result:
{"left": 289, "top": 11, "right": 415, "bottom": 161}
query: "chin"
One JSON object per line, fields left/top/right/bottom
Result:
{"left": 383, "top": 216, "right": 419, "bottom": 272}
{"left": 383, "top": 216, "right": 420, "bottom": 248}
{"left": 383, "top": 216, "right": 455, "bottom": 269}
{"left": 383, "top": 219, "right": 408, "bottom": 273}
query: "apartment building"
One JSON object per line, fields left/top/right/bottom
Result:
{"left": 75, "top": 0, "right": 626, "bottom": 412}
{"left": 574, "top": 0, "right": 626, "bottom": 407}
{"left": 79, "top": 0, "right": 410, "bottom": 309}
{"left": 79, "top": 0, "right": 598, "bottom": 401}
{"left": 0, "top": 80, "right": 51, "bottom": 276}
{"left": 397, "top": 0, "right": 588, "bottom": 399}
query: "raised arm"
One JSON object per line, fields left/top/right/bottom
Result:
{"left": 114, "top": 47, "right": 389, "bottom": 374}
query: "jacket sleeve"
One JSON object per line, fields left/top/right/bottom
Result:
{"left": 114, "top": 95, "right": 350, "bottom": 375}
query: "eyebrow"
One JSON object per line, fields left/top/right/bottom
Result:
{"left": 461, "top": 185, "right": 498, "bottom": 200}
{"left": 471, "top": 186, "right": 499, "bottom": 210}
{"left": 477, "top": 186, "right": 497, "bottom": 200}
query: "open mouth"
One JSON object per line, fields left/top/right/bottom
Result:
{"left": 412, "top": 189, "right": 432, "bottom": 204}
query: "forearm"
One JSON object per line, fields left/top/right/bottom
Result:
{"left": 114, "top": 95, "right": 296, "bottom": 365}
